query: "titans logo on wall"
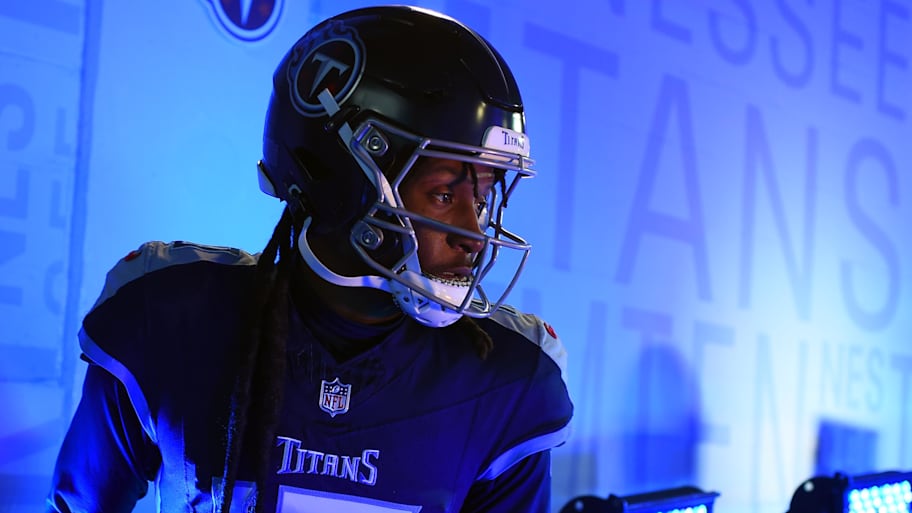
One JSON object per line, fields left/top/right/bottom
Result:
{"left": 202, "top": 0, "right": 283, "bottom": 41}
{"left": 287, "top": 21, "right": 365, "bottom": 117}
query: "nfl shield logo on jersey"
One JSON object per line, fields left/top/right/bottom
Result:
{"left": 319, "top": 377, "right": 351, "bottom": 417}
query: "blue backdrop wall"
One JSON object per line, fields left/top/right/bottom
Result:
{"left": 1, "top": 1, "right": 910, "bottom": 512}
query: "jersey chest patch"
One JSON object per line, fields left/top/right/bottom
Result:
{"left": 319, "top": 377, "right": 352, "bottom": 417}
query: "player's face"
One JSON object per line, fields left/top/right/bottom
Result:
{"left": 399, "top": 158, "right": 494, "bottom": 282}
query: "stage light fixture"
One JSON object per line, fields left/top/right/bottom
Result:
{"left": 560, "top": 485, "right": 720, "bottom": 513}
{"left": 787, "top": 471, "right": 912, "bottom": 513}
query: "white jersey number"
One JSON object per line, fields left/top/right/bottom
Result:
{"left": 276, "top": 486, "right": 422, "bottom": 513}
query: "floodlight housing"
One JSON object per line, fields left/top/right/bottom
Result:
{"left": 560, "top": 485, "right": 720, "bottom": 513}
{"left": 787, "top": 471, "right": 912, "bottom": 513}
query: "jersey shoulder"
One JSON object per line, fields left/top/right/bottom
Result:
{"left": 483, "top": 304, "right": 568, "bottom": 384}
{"left": 79, "top": 241, "right": 259, "bottom": 442}
{"left": 90, "top": 240, "right": 259, "bottom": 310}
{"left": 471, "top": 305, "right": 573, "bottom": 481}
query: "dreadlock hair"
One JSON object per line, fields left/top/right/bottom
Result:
{"left": 454, "top": 316, "right": 494, "bottom": 359}
{"left": 219, "top": 207, "right": 296, "bottom": 513}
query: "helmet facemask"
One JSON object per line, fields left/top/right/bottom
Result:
{"left": 294, "top": 113, "right": 535, "bottom": 328}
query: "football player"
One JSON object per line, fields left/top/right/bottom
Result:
{"left": 48, "top": 6, "right": 573, "bottom": 512}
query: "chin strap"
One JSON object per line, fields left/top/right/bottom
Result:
{"left": 389, "top": 271, "right": 469, "bottom": 328}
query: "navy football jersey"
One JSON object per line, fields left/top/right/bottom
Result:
{"left": 48, "top": 241, "right": 573, "bottom": 513}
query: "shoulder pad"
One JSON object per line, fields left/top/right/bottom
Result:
{"left": 487, "top": 305, "right": 568, "bottom": 385}
{"left": 91, "top": 240, "right": 257, "bottom": 310}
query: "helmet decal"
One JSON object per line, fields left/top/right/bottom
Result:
{"left": 482, "top": 126, "right": 530, "bottom": 157}
{"left": 286, "top": 21, "right": 364, "bottom": 117}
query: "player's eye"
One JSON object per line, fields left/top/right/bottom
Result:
{"left": 432, "top": 192, "right": 453, "bottom": 204}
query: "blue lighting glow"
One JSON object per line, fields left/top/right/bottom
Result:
{"left": 656, "top": 505, "right": 708, "bottom": 513}
{"left": 847, "top": 480, "right": 912, "bottom": 513}
{"left": 6, "top": 0, "right": 912, "bottom": 511}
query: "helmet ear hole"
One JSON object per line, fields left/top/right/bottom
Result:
{"left": 292, "top": 149, "right": 327, "bottom": 181}
{"left": 291, "top": 147, "right": 375, "bottom": 235}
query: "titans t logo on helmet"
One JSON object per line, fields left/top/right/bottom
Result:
{"left": 287, "top": 21, "right": 364, "bottom": 117}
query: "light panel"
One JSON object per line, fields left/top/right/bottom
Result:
{"left": 788, "top": 471, "right": 912, "bottom": 513}
{"left": 560, "top": 486, "right": 720, "bottom": 513}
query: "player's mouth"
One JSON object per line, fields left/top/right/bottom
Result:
{"left": 426, "top": 270, "right": 472, "bottom": 287}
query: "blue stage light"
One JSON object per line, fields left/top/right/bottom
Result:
{"left": 787, "top": 471, "right": 912, "bottom": 513}
{"left": 560, "top": 485, "right": 720, "bottom": 513}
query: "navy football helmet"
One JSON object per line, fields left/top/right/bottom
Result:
{"left": 258, "top": 5, "right": 535, "bottom": 327}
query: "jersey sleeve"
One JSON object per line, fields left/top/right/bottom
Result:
{"left": 460, "top": 450, "right": 552, "bottom": 513}
{"left": 77, "top": 241, "right": 172, "bottom": 443}
{"left": 78, "top": 241, "right": 258, "bottom": 442}
{"left": 480, "top": 309, "right": 573, "bottom": 481}
{"left": 47, "top": 364, "right": 161, "bottom": 513}
{"left": 49, "top": 241, "right": 257, "bottom": 512}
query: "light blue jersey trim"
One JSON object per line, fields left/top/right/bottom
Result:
{"left": 78, "top": 327, "right": 157, "bottom": 444}
{"left": 477, "top": 424, "right": 571, "bottom": 481}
